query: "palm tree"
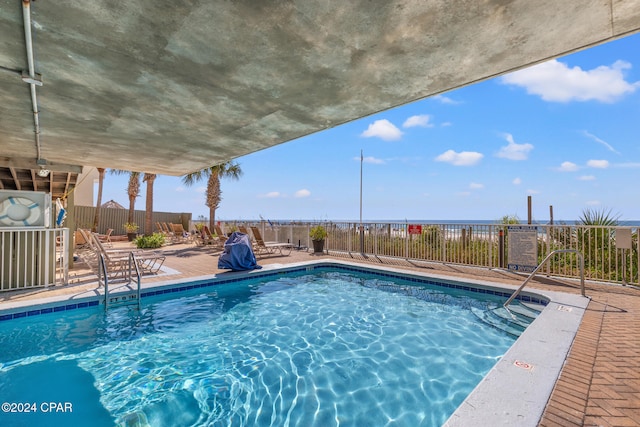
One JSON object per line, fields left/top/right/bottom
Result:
{"left": 110, "top": 170, "right": 141, "bottom": 225}
{"left": 92, "top": 167, "right": 106, "bottom": 232}
{"left": 143, "top": 173, "right": 156, "bottom": 236}
{"left": 182, "top": 161, "right": 243, "bottom": 230}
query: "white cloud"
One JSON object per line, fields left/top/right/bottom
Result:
{"left": 260, "top": 191, "right": 281, "bottom": 198}
{"left": 295, "top": 189, "right": 310, "bottom": 198}
{"left": 441, "top": 122, "right": 452, "bottom": 127}
{"left": 360, "top": 119, "right": 403, "bottom": 141}
{"left": 196, "top": 186, "right": 207, "bottom": 194}
{"left": 587, "top": 159, "right": 609, "bottom": 169}
{"left": 435, "top": 150, "right": 483, "bottom": 166}
{"left": 512, "top": 177, "right": 522, "bottom": 185}
{"left": 527, "top": 189, "right": 540, "bottom": 195}
{"left": 582, "top": 131, "right": 619, "bottom": 154}
{"left": 501, "top": 59, "right": 639, "bottom": 103}
{"left": 496, "top": 133, "right": 534, "bottom": 160}
{"left": 403, "top": 114, "right": 434, "bottom": 128}
{"left": 456, "top": 191, "right": 471, "bottom": 197}
{"left": 433, "top": 94, "right": 461, "bottom": 105}
{"left": 558, "top": 161, "right": 578, "bottom": 172}
{"left": 579, "top": 175, "right": 596, "bottom": 181}
{"left": 586, "top": 200, "right": 601, "bottom": 206}
{"left": 175, "top": 186, "right": 185, "bottom": 192}
{"left": 469, "top": 182, "right": 484, "bottom": 189}
{"left": 616, "top": 162, "right": 640, "bottom": 168}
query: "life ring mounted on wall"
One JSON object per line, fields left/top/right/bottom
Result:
{"left": 0, "top": 196, "right": 42, "bottom": 227}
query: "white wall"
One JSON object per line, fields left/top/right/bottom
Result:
{"left": 73, "top": 167, "right": 99, "bottom": 206}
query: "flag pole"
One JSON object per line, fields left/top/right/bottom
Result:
{"left": 360, "top": 150, "right": 364, "bottom": 253}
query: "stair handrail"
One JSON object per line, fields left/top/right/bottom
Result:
{"left": 129, "top": 252, "right": 142, "bottom": 310}
{"left": 98, "top": 253, "right": 110, "bottom": 310}
{"left": 504, "top": 249, "right": 585, "bottom": 309}
{"left": 102, "top": 252, "right": 142, "bottom": 311}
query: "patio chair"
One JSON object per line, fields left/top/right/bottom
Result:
{"left": 96, "top": 228, "right": 113, "bottom": 247}
{"left": 249, "top": 226, "right": 292, "bottom": 256}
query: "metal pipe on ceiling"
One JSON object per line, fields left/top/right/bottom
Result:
{"left": 21, "top": 0, "right": 43, "bottom": 162}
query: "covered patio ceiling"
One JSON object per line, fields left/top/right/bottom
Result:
{"left": 1, "top": 0, "right": 639, "bottom": 180}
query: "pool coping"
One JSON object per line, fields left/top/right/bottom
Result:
{"left": 0, "top": 259, "right": 588, "bottom": 426}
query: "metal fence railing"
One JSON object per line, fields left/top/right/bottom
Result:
{"left": 1, "top": 227, "right": 68, "bottom": 291}
{"left": 210, "top": 221, "right": 638, "bottom": 286}
{"left": 4, "top": 220, "right": 631, "bottom": 291}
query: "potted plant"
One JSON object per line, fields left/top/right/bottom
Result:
{"left": 309, "top": 225, "right": 327, "bottom": 253}
{"left": 123, "top": 222, "right": 139, "bottom": 241}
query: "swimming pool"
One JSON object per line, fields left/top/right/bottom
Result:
{"left": 0, "top": 261, "right": 587, "bottom": 427}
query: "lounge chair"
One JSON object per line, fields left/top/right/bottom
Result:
{"left": 249, "top": 226, "right": 292, "bottom": 256}
{"left": 77, "top": 229, "right": 166, "bottom": 280}
{"left": 91, "top": 233, "right": 166, "bottom": 276}
{"left": 214, "top": 225, "right": 229, "bottom": 243}
{"left": 96, "top": 228, "right": 113, "bottom": 247}
{"left": 75, "top": 230, "right": 130, "bottom": 280}
{"left": 74, "top": 229, "right": 91, "bottom": 250}
{"left": 170, "top": 223, "right": 191, "bottom": 243}
{"left": 195, "top": 225, "right": 220, "bottom": 247}
{"left": 78, "top": 229, "right": 133, "bottom": 255}
{"left": 160, "top": 222, "right": 177, "bottom": 241}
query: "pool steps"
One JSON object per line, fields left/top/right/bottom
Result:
{"left": 471, "top": 301, "right": 542, "bottom": 338}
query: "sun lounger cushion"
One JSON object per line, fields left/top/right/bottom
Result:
{"left": 218, "top": 232, "right": 262, "bottom": 271}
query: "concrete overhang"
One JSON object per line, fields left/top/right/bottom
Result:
{"left": 1, "top": 0, "right": 639, "bottom": 176}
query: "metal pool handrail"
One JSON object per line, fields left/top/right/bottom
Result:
{"left": 504, "top": 249, "right": 585, "bottom": 309}
{"left": 129, "top": 252, "right": 142, "bottom": 310}
{"left": 101, "top": 252, "right": 142, "bottom": 311}
{"left": 98, "top": 253, "right": 109, "bottom": 309}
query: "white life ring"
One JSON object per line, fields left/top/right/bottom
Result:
{"left": 0, "top": 197, "right": 42, "bottom": 227}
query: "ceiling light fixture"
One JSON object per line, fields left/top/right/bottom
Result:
{"left": 36, "top": 158, "right": 50, "bottom": 177}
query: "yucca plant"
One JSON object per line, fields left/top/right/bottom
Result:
{"left": 575, "top": 208, "right": 620, "bottom": 279}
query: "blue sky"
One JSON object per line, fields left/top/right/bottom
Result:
{"left": 98, "top": 33, "right": 640, "bottom": 223}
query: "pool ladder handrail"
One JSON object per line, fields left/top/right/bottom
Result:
{"left": 99, "top": 252, "right": 142, "bottom": 311}
{"left": 503, "top": 249, "right": 585, "bottom": 309}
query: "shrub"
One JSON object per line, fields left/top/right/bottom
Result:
{"left": 134, "top": 232, "right": 165, "bottom": 249}
{"left": 310, "top": 225, "right": 328, "bottom": 241}
{"left": 123, "top": 222, "right": 139, "bottom": 233}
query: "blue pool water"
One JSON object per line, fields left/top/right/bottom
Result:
{"left": 0, "top": 269, "right": 523, "bottom": 427}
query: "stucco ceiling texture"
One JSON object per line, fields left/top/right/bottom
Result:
{"left": 1, "top": 0, "right": 639, "bottom": 176}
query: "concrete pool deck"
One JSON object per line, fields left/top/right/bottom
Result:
{"left": 1, "top": 240, "right": 639, "bottom": 426}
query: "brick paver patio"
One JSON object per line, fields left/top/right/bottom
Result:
{"left": 1, "top": 241, "right": 639, "bottom": 426}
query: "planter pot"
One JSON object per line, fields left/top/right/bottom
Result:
{"left": 312, "top": 239, "right": 325, "bottom": 254}
{"left": 127, "top": 232, "right": 137, "bottom": 242}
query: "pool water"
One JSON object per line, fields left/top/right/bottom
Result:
{"left": 0, "top": 270, "right": 520, "bottom": 427}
